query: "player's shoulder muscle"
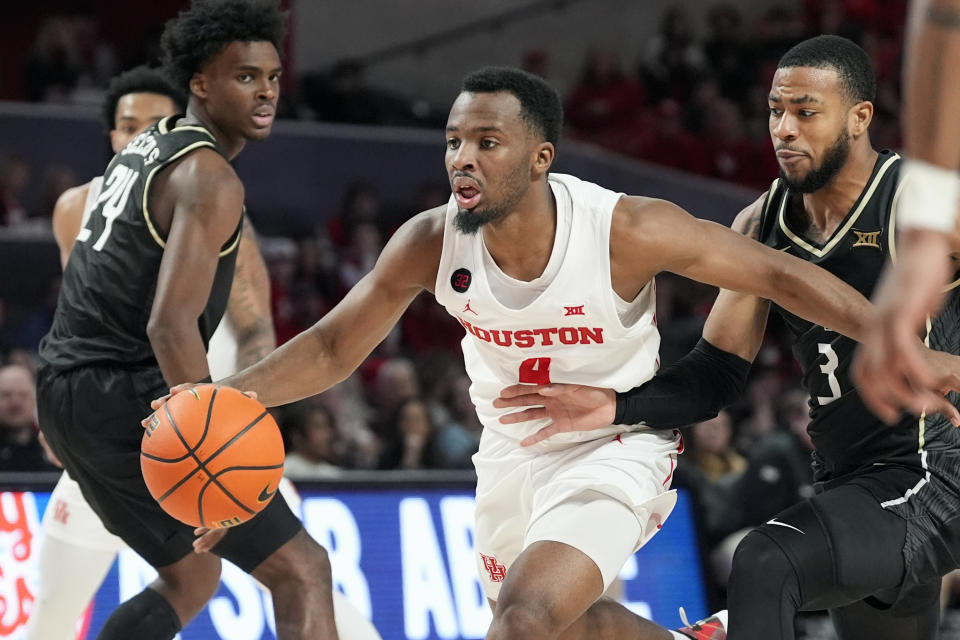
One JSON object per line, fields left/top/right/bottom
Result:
{"left": 376, "top": 205, "right": 446, "bottom": 293}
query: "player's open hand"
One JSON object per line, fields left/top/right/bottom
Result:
{"left": 493, "top": 383, "right": 617, "bottom": 446}
{"left": 193, "top": 526, "right": 228, "bottom": 553}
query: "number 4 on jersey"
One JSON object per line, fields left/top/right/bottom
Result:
{"left": 77, "top": 164, "right": 139, "bottom": 251}
{"left": 519, "top": 357, "right": 552, "bottom": 384}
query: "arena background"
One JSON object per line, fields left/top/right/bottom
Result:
{"left": 2, "top": 1, "right": 956, "bottom": 639}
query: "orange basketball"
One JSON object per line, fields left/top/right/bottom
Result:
{"left": 141, "top": 384, "right": 284, "bottom": 529}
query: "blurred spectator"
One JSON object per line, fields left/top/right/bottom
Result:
{"left": 378, "top": 397, "right": 439, "bottom": 470}
{"left": 432, "top": 373, "right": 482, "bottom": 469}
{"left": 734, "top": 367, "right": 783, "bottom": 450}
{"left": 300, "top": 59, "right": 439, "bottom": 127}
{"left": 315, "top": 373, "right": 380, "bottom": 469}
{"left": 338, "top": 222, "right": 382, "bottom": 289}
{"left": 701, "top": 97, "right": 769, "bottom": 189}
{"left": 296, "top": 233, "right": 345, "bottom": 304}
{"left": 23, "top": 17, "right": 83, "bottom": 102}
{"left": 280, "top": 400, "right": 343, "bottom": 480}
{"left": 709, "top": 388, "right": 816, "bottom": 588}
{"left": 260, "top": 236, "right": 300, "bottom": 345}
{"left": 638, "top": 6, "right": 706, "bottom": 103}
{"left": 326, "top": 181, "right": 383, "bottom": 248}
{"left": 564, "top": 48, "right": 645, "bottom": 138}
{"left": 729, "top": 386, "right": 815, "bottom": 529}
{"left": 0, "top": 153, "right": 30, "bottom": 227}
{"left": 688, "top": 411, "right": 747, "bottom": 482}
{"left": 703, "top": 3, "right": 753, "bottom": 101}
{"left": 303, "top": 59, "right": 380, "bottom": 125}
{"left": 629, "top": 99, "right": 709, "bottom": 176}
{"left": 750, "top": 4, "right": 806, "bottom": 83}
{"left": 369, "top": 357, "right": 421, "bottom": 437}
{"left": 0, "top": 364, "right": 55, "bottom": 471}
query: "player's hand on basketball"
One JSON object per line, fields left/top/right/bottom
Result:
{"left": 494, "top": 383, "right": 616, "bottom": 446}
{"left": 146, "top": 382, "right": 257, "bottom": 416}
{"left": 193, "top": 526, "right": 228, "bottom": 553}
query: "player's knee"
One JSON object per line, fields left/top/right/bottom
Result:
{"left": 730, "top": 529, "right": 800, "bottom": 604}
{"left": 488, "top": 601, "right": 561, "bottom": 640}
{"left": 159, "top": 552, "right": 222, "bottom": 605}
{"left": 255, "top": 530, "right": 332, "bottom": 593}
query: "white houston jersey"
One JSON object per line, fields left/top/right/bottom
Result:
{"left": 435, "top": 173, "right": 660, "bottom": 450}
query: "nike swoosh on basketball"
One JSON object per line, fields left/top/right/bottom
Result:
{"left": 766, "top": 517, "right": 804, "bottom": 534}
{"left": 257, "top": 484, "right": 277, "bottom": 503}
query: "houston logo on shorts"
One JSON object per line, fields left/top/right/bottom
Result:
{"left": 480, "top": 553, "right": 507, "bottom": 583}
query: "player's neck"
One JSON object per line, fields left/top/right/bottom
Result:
{"left": 481, "top": 181, "right": 557, "bottom": 282}
{"left": 802, "top": 147, "right": 879, "bottom": 234}
{"left": 181, "top": 106, "right": 247, "bottom": 160}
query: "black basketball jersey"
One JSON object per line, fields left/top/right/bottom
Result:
{"left": 39, "top": 115, "right": 242, "bottom": 372}
{"left": 757, "top": 149, "right": 929, "bottom": 478}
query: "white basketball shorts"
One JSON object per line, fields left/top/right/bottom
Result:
{"left": 472, "top": 428, "right": 681, "bottom": 600}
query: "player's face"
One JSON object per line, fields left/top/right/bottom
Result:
{"left": 768, "top": 66, "right": 854, "bottom": 193}
{"left": 109, "top": 92, "right": 179, "bottom": 153}
{"left": 195, "top": 40, "right": 281, "bottom": 142}
{"left": 445, "top": 91, "right": 537, "bottom": 234}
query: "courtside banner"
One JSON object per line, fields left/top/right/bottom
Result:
{"left": 0, "top": 486, "right": 706, "bottom": 639}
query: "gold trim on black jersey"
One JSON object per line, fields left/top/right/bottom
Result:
{"left": 218, "top": 209, "right": 243, "bottom": 258}
{"left": 778, "top": 153, "right": 900, "bottom": 257}
{"left": 156, "top": 115, "right": 215, "bottom": 140}
{"left": 141, "top": 141, "right": 218, "bottom": 248}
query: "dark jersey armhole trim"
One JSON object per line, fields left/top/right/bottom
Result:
{"left": 141, "top": 141, "right": 218, "bottom": 249}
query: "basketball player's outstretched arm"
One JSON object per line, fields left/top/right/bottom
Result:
{"left": 226, "top": 215, "right": 277, "bottom": 370}
{"left": 622, "top": 196, "right": 870, "bottom": 339}
{"left": 147, "top": 149, "right": 246, "bottom": 387}
{"left": 498, "top": 196, "right": 960, "bottom": 442}
{"left": 194, "top": 208, "right": 444, "bottom": 408}
{"left": 854, "top": 0, "right": 960, "bottom": 421}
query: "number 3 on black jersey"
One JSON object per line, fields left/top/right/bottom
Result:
{"left": 76, "top": 164, "right": 139, "bottom": 251}
{"left": 816, "top": 342, "right": 841, "bottom": 405}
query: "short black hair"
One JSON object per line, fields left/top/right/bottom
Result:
{"left": 777, "top": 35, "right": 876, "bottom": 104}
{"left": 461, "top": 66, "right": 563, "bottom": 148}
{"left": 101, "top": 65, "right": 187, "bottom": 132}
{"left": 161, "top": 0, "right": 287, "bottom": 94}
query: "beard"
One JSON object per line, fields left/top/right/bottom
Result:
{"left": 452, "top": 163, "right": 530, "bottom": 235}
{"left": 454, "top": 206, "right": 507, "bottom": 234}
{"left": 779, "top": 127, "right": 851, "bottom": 194}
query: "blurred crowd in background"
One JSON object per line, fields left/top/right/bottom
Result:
{"left": 0, "top": 0, "right": 928, "bottom": 622}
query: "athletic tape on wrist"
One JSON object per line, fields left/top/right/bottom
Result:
{"left": 897, "top": 159, "right": 960, "bottom": 232}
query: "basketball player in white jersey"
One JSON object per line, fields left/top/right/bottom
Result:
{"left": 31, "top": 66, "right": 380, "bottom": 640}
{"left": 156, "top": 67, "right": 886, "bottom": 639}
